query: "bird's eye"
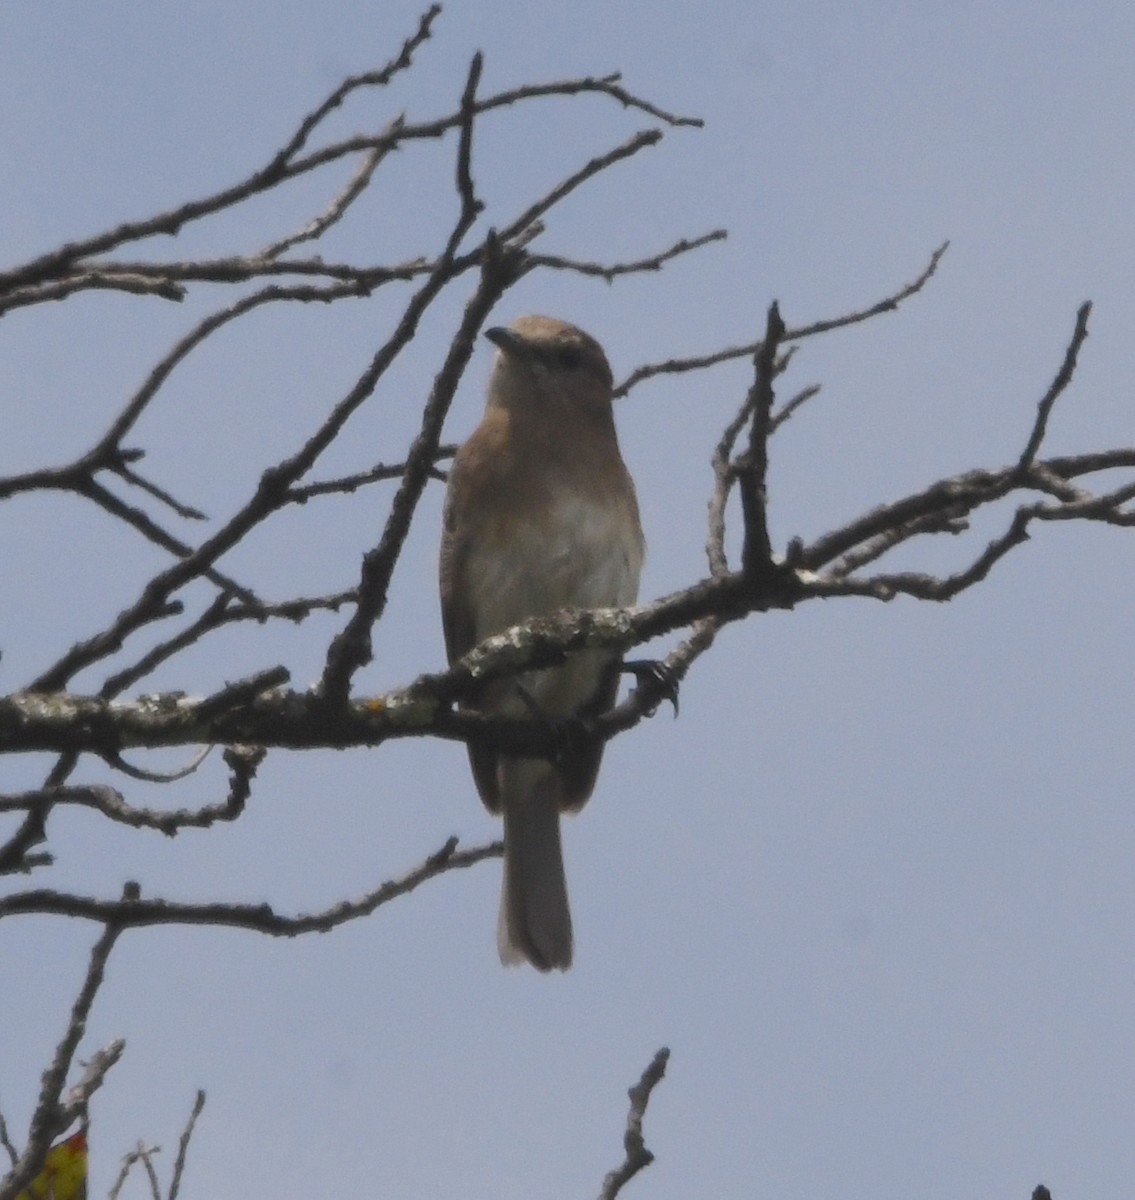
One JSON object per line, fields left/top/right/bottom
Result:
{"left": 555, "top": 346, "right": 583, "bottom": 370}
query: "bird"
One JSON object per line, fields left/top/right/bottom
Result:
{"left": 439, "top": 315, "right": 644, "bottom": 971}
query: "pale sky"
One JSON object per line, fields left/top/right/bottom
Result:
{"left": 3, "top": 3, "right": 1135, "bottom": 1198}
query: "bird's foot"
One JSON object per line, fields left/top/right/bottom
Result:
{"left": 621, "top": 659, "right": 680, "bottom": 717}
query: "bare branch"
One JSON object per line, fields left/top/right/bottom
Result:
{"left": 107, "top": 1146, "right": 137, "bottom": 1200}
{"left": 271, "top": 5, "right": 441, "bottom": 167}
{"left": 801, "top": 465, "right": 1019, "bottom": 574}
{"left": 793, "top": 299, "right": 1097, "bottom": 584}
{"left": 319, "top": 233, "right": 528, "bottom": 702}
{"left": 108, "top": 1142, "right": 162, "bottom": 1200}
{"left": 0, "top": 920, "right": 124, "bottom": 1200}
{"left": 286, "top": 450, "right": 455, "bottom": 503}
{"left": 825, "top": 507, "right": 971, "bottom": 580}
{"left": 833, "top": 506, "right": 1035, "bottom": 603}
{"left": 1034, "top": 478, "right": 1135, "bottom": 525}
{"left": 111, "top": 461, "right": 207, "bottom": 521}
{"left": 783, "top": 240, "right": 949, "bottom": 342}
{"left": 499, "top": 129, "right": 663, "bottom": 247}
{"left": 0, "top": 785, "right": 124, "bottom": 816}
{"left": 5, "top": 413, "right": 1134, "bottom": 763}
{"left": 87, "top": 252, "right": 425, "bottom": 287}
{"left": 0, "top": 1117, "right": 17, "bottom": 1170}
{"left": 0, "top": 272, "right": 185, "bottom": 312}
{"left": 0, "top": 281, "right": 378, "bottom": 508}
{"left": 73, "top": 477, "right": 258, "bottom": 604}
{"left": 101, "top": 593, "right": 352, "bottom": 698}
{"left": 474, "top": 72, "right": 703, "bottom": 129}
{"left": 1017, "top": 300, "right": 1093, "bottom": 470}
{"left": 0, "top": 7, "right": 441, "bottom": 296}
{"left": 24, "top": 256, "right": 480, "bottom": 694}
{"left": 530, "top": 228, "right": 727, "bottom": 282}
{"left": 0, "top": 765, "right": 253, "bottom": 836}
{"left": 737, "top": 302, "right": 786, "bottom": 575}
{"left": 104, "top": 744, "right": 213, "bottom": 784}
{"left": 769, "top": 382, "right": 822, "bottom": 433}
{"left": 259, "top": 139, "right": 393, "bottom": 260}
{"left": 194, "top": 667, "right": 292, "bottom": 722}
{"left": 0, "top": 32, "right": 698, "bottom": 314}
{"left": 453, "top": 54, "right": 485, "bottom": 224}
{"left": 614, "top": 241, "right": 947, "bottom": 397}
{"left": 0, "top": 838, "right": 501, "bottom": 932}
{"left": 707, "top": 382, "right": 757, "bottom": 577}
{"left": 90, "top": 281, "right": 375, "bottom": 461}
{"left": 598, "top": 1047, "right": 670, "bottom": 1200}
{"left": 168, "top": 1091, "right": 206, "bottom": 1200}
{"left": 140, "top": 1144, "right": 164, "bottom": 1200}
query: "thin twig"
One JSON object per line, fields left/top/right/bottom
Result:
{"left": 0, "top": 786, "right": 125, "bottom": 817}
{"left": 598, "top": 1048, "right": 670, "bottom": 1200}
{"left": 140, "top": 1143, "right": 164, "bottom": 1200}
{"left": 1017, "top": 300, "right": 1092, "bottom": 471}
{"left": 91, "top": 280, "right": 376, "bottom": 464}
{"left": 111, "top": 461, "right": 207, "bottom": 520}
{"left": 0, "top": 773, "right": 251, "bottom": 836}
{"left": 615, "top": 241, "right": 947, "bottom": 397}
{"left": 499, "top": 129, "right": 662, "bottom": 247}
{"left": 260, "top": 137, "right": 395, "bottom": 260}
{"left": 530, "top": 228, "right": 726, "bottom": 283}
{"left": 319, "top": 226, "right": 527, "bottom": 701}
{"left": 271, "top": 5, "right": 441, "bottom": 167}
{"left": 0, "top": 838, "right": 500, "bottom": 932}
{"left": 73, "top": 478, "right": 257, "bottom": 604}
{"left": 168, "top": 1091, "right": 206, "bottom": 1200}
{"left": 287, "top": 449, "right": 456, "bottom": 504}
{"left": 0, "top": 920, "right": 125, "bottom": 1200}
{"left": 769, "top": 382, "right": 822, "bottom": 433}
{"left": 474, "top": 72, "right": 703, "bottom": 129}
{"left": 104, "top": 744, "right": 213, "bottom": 784}
{"left": 101, "top": 593, "right": 351, "bottom": 698}
{"left": 825, "top": 507, "right": 971, "bottom": 579}
{"left": 108, "top": 1142, "right": 162, "bottom": 1200}
{"left": 0, "top": 1116, "right": 17, "bottom": 1169}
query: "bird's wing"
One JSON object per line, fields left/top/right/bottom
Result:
{"left": 439, "top": 444, "right": 504, "bottom": 813}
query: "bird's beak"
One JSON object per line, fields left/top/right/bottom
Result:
{"left": 485, "top": 326, "right": 528, "bottom": 358}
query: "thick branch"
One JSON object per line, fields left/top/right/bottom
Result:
{"left": 5, "top": 431, "right": 1135, "bottom": 758}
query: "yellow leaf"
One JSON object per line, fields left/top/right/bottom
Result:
{"left": 17, "top": 1129, "right": 88, "bottom": 1200}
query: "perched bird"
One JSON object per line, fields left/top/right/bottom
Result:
{"left": 439, "top": 315, "right": 644, "bottom": 971}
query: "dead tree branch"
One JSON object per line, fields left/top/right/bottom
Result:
{"left": 598, "top": 1048, "right": 671, "bottom": 1200}
{"left": 0, "top": 837, "right": 500, "bottom": 931}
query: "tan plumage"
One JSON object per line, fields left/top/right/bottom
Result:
{"left": 440, "top": 315, "right": 644, "bottom": 970}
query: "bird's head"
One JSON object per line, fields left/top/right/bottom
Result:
{"left": 484, "top": 316, "right": 614, "bottom": 416}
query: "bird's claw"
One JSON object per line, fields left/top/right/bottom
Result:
{"left": 621, "top": 659, "right": 680, "bottom": 718}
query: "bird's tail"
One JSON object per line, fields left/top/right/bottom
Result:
{"left": 498, "top": 759, "right": 572, "bottom": 971}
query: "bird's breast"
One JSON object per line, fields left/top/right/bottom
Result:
{"left": 466, "top": 483, "right": 643, "bottom": 643}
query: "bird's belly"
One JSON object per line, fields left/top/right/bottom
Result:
{"left": 466, "top": 491, "right": 642, "bottom": 716}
